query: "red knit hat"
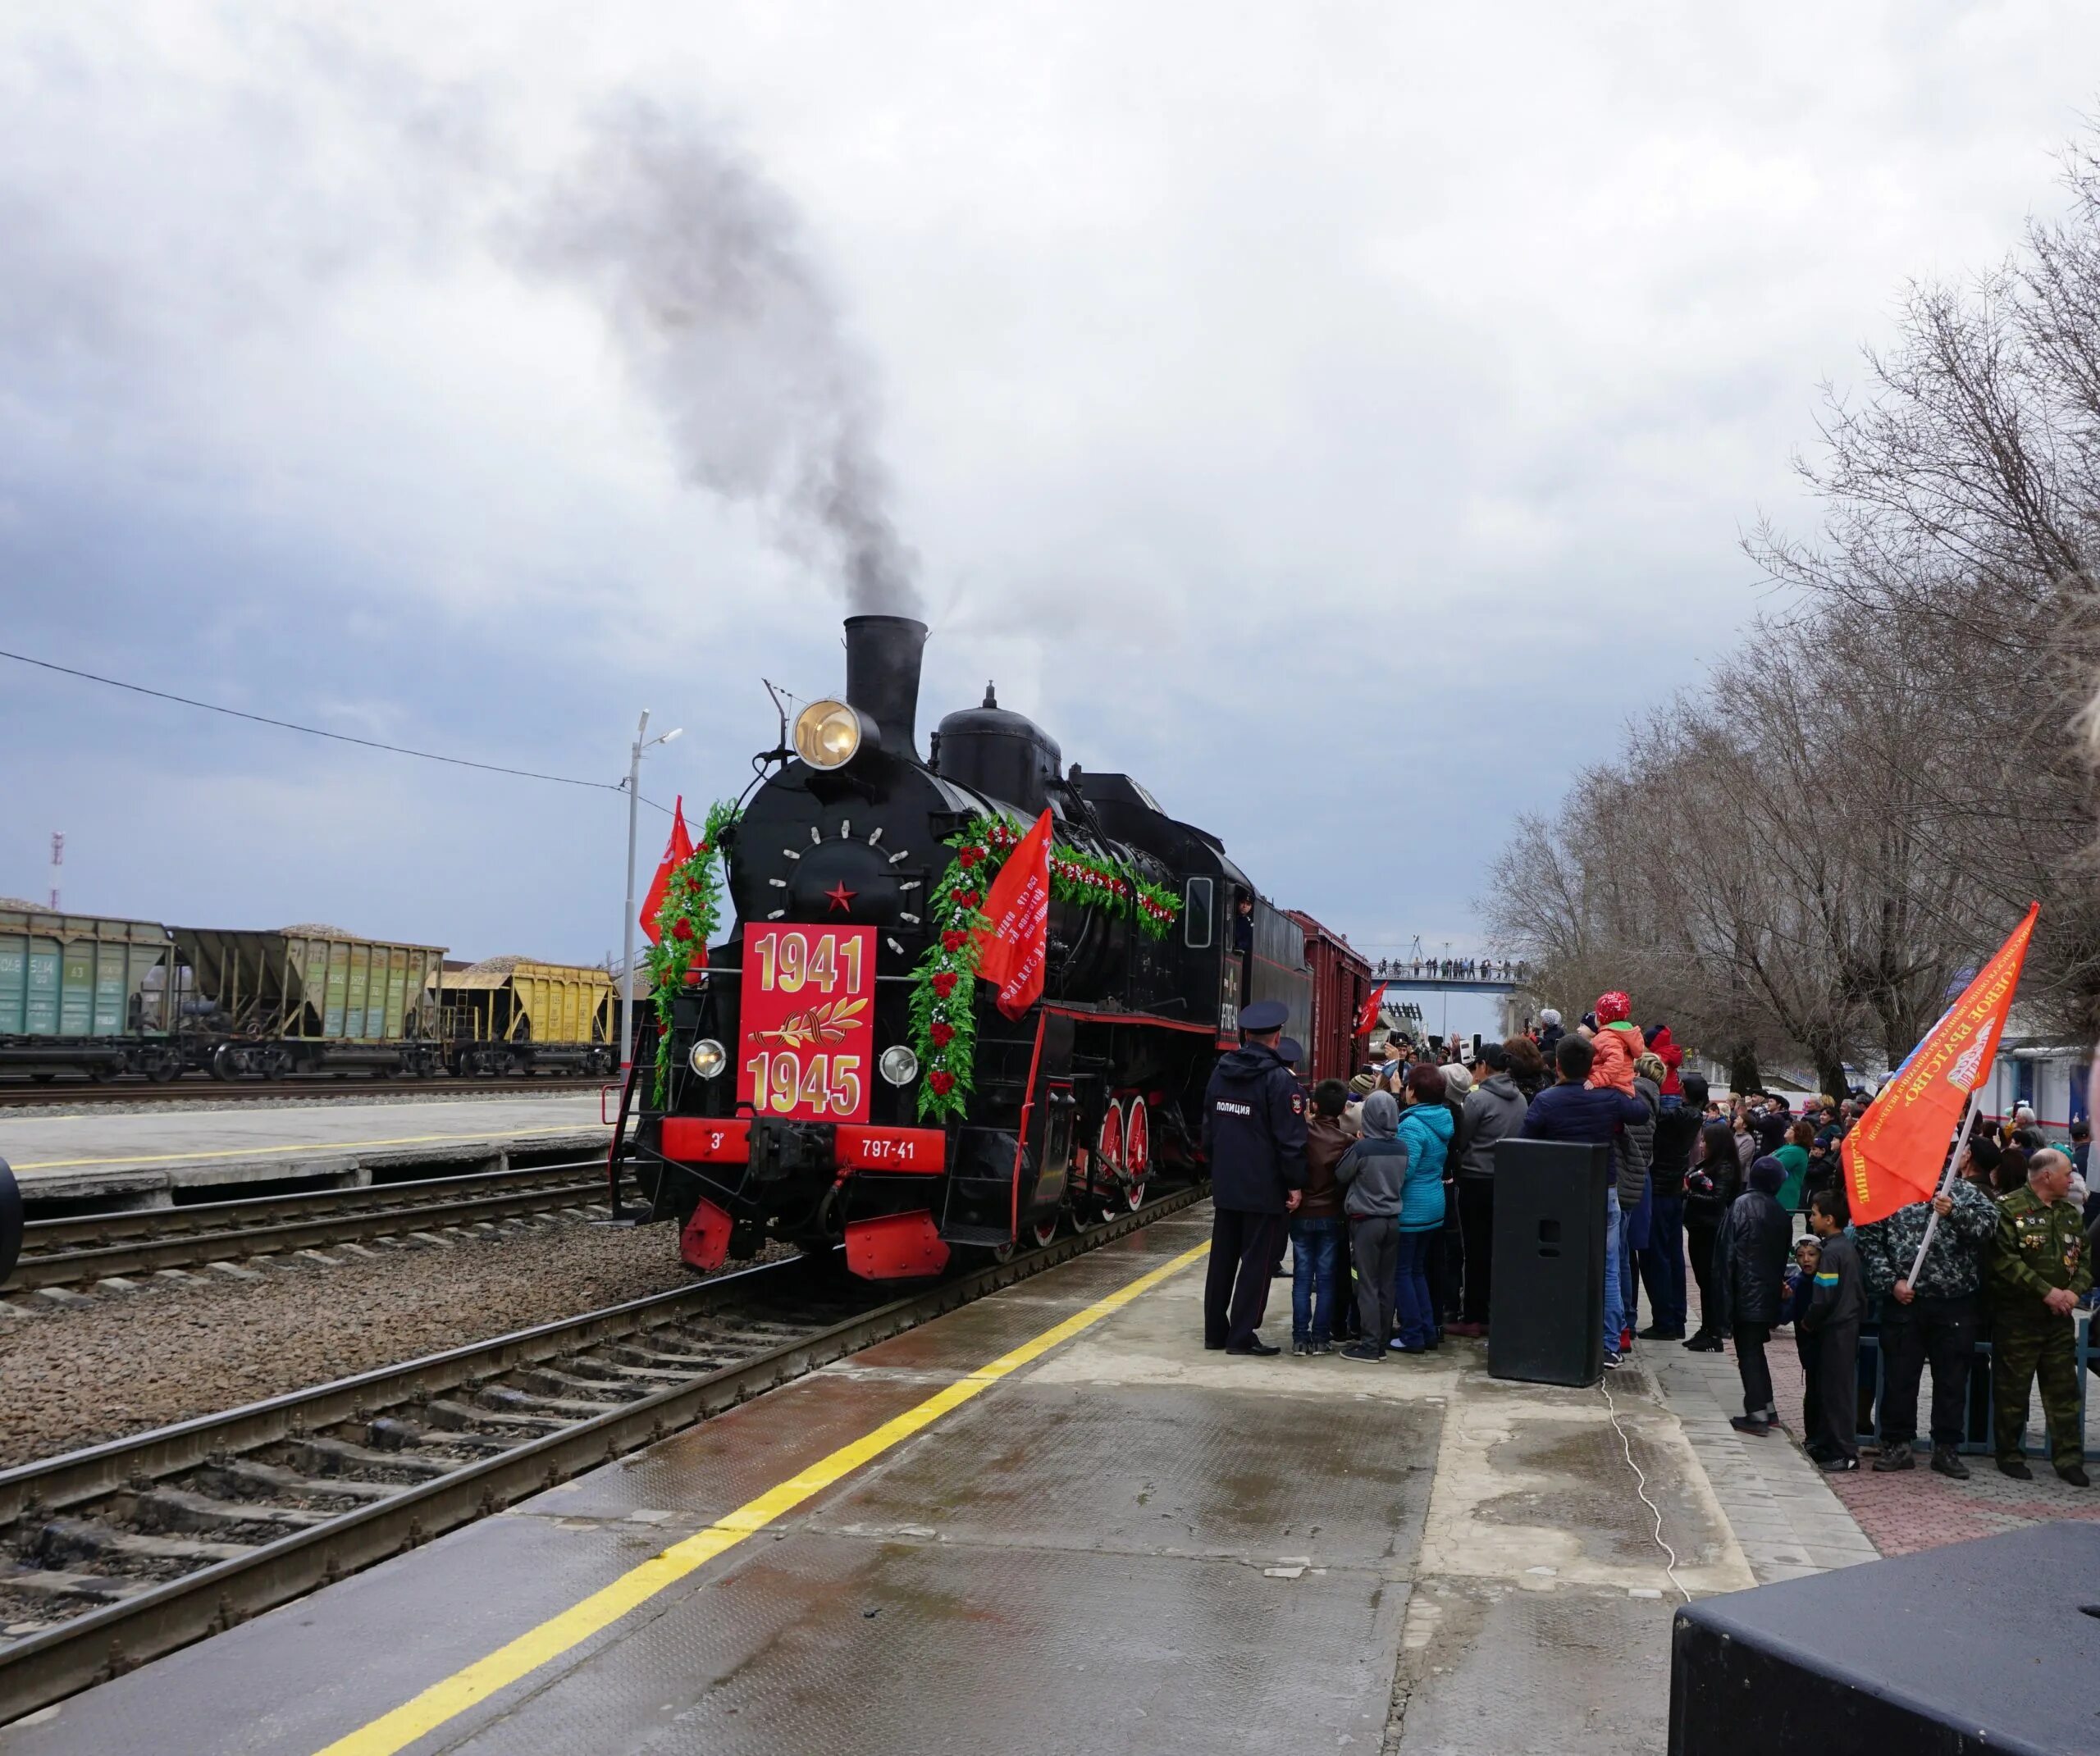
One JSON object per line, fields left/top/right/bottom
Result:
{"left": 1595, "top": 990, "right": 1632, "bottom": 1026}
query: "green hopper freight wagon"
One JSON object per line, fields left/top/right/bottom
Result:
{"left": 171, "top": 924, "right": 447, "bottom": 1079}
{"left": 437, "top": 956, "right": 617, "bottom": 1077}
{"left": 0, "top": 902, "right": 181, "bottom": 1081}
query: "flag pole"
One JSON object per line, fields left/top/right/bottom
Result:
{"left": 1902, "top": 1087, "right": 1984, "bottom": 1288}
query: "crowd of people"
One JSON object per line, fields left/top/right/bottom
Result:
{"left": 1199, "top": 993, "right": 2097, "bottom": 1485}
{"left": 1368, "top": 956, "right": 1526, "bottom": 983}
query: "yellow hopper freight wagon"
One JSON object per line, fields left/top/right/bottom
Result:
{"left": 171, "top": 924, "right": 446, "bottom": 1079}
{"left": 0, "top": 901, "right": 183, "bottom": 1082}
{"left": 437, "top": 956, "right": 616, "bottom": 1078}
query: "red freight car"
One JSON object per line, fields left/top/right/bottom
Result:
{"left": 1285, "top": 910, "right": 1375, "bottom": 1083}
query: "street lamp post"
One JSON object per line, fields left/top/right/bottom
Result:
{"left": 619, "top": 710, "right": 682, "bottom": 1077}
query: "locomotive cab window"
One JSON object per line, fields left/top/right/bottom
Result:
{"left": 1183, "top": 877, "right": 1212, "bottom": 948}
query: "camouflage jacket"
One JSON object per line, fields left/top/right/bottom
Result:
{"left": 1854, "top": 1178, "right": 1999, "bottom": 1301}
{"left": 1988, "top": 1187, "right": 2094, "bottom": 1311}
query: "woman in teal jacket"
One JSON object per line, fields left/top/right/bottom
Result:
{"left": 1393, "top": 1062, "right": 1454, "bottom": 1352}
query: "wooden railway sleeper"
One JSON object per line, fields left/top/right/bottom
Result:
{"left": 506, "top": 1366, "right": 650, "bottom": 1401}
{"left": 420, "top": 1398, "right": 566, "bottom": 1435}
{"left": 121, "top": 1485, "right": 335, "bottom": 1536}
{"left": 0, "top": 1562, "right": 148, "bottom": 1604}
{"left": 597, "top": 1343, "right": 738, "bottom": 1373}
{"left": 469, "top": 1385, "right": 637, "bottom": 1420}
{"left": 284, "top": 1436, "right": 451, "bottom": 1480}
{"left": 33, "top": 1518, "right": 254, "bottom": 1572}
{"left": 191, "top": 1457, "right": 397, "bottom": 1505}
{"left": 362, "top": 1417, "right": 514, "bottom": 1457}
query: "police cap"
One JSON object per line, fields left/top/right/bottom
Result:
{"left": 1240, "top": 1000, "right": 1289, "bottom": 1034}
{"left": 1278, "top": 1037, "right": 1304, "bottom": 1067}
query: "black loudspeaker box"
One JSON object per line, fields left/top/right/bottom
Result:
{"left": 1670, "top": 1522, "right": 2100, "bottom": 1754}
{"left": 1486, "top": 1137, "right": 1608, "bottom": 1387}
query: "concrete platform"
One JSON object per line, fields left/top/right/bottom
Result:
{"left": 0, "top": 1096, "right": 617, "bottom": 1211}
{"left": 0, "top": 1206, "right": 1803, "bottom": 1755}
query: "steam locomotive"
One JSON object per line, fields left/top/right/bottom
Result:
{"left": 613, "top": 614, "right": 1371, "bottom": 1280}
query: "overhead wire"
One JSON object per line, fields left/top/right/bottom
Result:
{"left": 0, "top": 646, "right": 673, "bottom": 814}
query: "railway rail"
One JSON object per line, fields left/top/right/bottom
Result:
{"left": 0, "top": 1184, "right": 1200, "bottom": 1725}
{"left": 0, "top": 1077, "right": 605, "bottom": 1109}
{"left": 3, "top": 1161, "right": 614, "bottom": 1294}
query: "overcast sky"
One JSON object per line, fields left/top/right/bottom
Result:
{"left": 6, "top": 2, "right": 2098, "bottom": 966}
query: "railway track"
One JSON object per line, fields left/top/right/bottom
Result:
{"left": 0, "top": 1077, "right": 605, "bottom": 1109}
{"left": 3, "top": 1161, "right": 613, "bottom": 1295}
{"left": 0, "top": 1184, "right": 1200, "bottom": 1725}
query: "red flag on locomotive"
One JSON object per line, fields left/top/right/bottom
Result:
{"left": 1354, "top": 983, "right": 1386, "bottom": 1039}
{"left": 639, "top": 796, "right": 693, "bottom": 945}
{"left": 1842, "top": 901, "right": 2038, "bottom": 1226}
{"left": 973, "top": 808, "right": 1053, "bottom": 1019}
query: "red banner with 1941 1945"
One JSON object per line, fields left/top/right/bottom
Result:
{"left": 737, "top": 924, "right": 875, "bottom": 1123}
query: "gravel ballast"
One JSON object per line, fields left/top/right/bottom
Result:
{"left": 0, "top": 1212, "right": 756, "bottom": 1470}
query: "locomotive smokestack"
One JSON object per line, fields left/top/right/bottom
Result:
{"left": 843, "top": 614, "right": 928, "bottom": 760}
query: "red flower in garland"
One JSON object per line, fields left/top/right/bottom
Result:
{"left": 957, "top": 846, "right": 984, "bottom": 869}
{"left": 930, "top": 1020, "right": 955, "bottom": 1047}
{"left": 929, "top": 1070, "right": 956, "bottom": 1096}
{"left": 953, "top": 888, "right": 980, "bottom": 909}
{"left": 941, "top": 928, "right": 968, "bottom": 952}
{"left": 932, "top": 971, "right": 958, "bottom": 998}
{"left": 671, "top": 918, "right": 695, "bottom": 942}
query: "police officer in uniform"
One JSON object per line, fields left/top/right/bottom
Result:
{"left": 1202, "top": 1000, "right": 1307, "bottom": 1355}
{"left": 1989, "top": 1147, "right": 2093, "bottom": 1485}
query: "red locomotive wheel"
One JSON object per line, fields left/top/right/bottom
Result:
{"left": 1118, "top": 1097, "right": 1151, "bottom": 1212}
{"left": 1029, "top": 1214, "right": 1059, "bottom": 1248}
{"left": 1095, "top": 1101, "right": 1125, "bottom": 1202}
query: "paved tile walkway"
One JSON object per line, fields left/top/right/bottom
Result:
{"left": 1640, "top": 1284, "right": 2098, "bottom": 1576}
{"left": 1641, "top": 1336, "right": 1881, "bottom": 1581}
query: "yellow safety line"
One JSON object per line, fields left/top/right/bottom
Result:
{"left": 314, "top": 1235, "right": 1211, "bottom": 1756}
{"left": 10, "top": 1124, "right": 609, "bottom": 1172}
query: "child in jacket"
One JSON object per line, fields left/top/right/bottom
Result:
{"left": 1585, "top": 990, "right": 1646, "bottom": 1096}
{"left": 1797, "top": 1189, "right": 1865, "bottom": 1471}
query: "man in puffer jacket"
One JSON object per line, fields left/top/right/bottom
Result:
{"left": 1335, "top": 1090, "right": 1408, "bottom": 1361}
{"left": 1617, "top": 1058, "right": 1662, "bottom": 1343}
{"left": 1453, "top": 1044, "right": 1526, "bottom": 1334}
{"left": 1586, "top": 990, "right": 1646, "bottom": 1096}
{"left": 1711, "top": 1157, "right": 1794, "bottom": 1434}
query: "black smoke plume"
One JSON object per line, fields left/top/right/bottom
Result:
{"left": 514, "top": 100, "right": 920, "bottom": 615}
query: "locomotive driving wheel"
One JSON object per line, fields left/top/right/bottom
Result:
{"left": 1094, "top": 1100, "right": 1125, "bottom": 1208}
{"left": 1118, "top": 1096, "right": 1151, "bottom": 1212}
{"left": 1029, "top": 1212, "right": 1060, "bottom": 1248}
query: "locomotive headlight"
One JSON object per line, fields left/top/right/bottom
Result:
{"left": 687, "top": 1038, "right": 728, "bottom": 1079}
{"left": 793, "top": 699, "right": 863, "bottom": 769}
{"left": 878, "top": 1044, "right": 919, "bottom": 1086}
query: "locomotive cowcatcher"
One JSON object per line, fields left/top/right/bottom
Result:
{"left": 612, "top": 615, "right": 1370, "bottom": 1281}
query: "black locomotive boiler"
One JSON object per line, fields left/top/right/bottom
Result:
{"left": 614, "top": 614, "right": 1365, "bottom": 1281}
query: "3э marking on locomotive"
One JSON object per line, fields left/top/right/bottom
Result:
{"left": 611, "top": 613, "right": 1375, "bottom": 1285}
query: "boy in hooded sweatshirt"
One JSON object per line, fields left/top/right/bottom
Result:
{"left": 1335, "top": 1090, "right": 1408, "bottom": 1360}
{"left": 1585, "top": 990, "right": 1646, "bottom": 1096}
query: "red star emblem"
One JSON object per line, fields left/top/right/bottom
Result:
{"left": 824, "top": 881, "right": 856, "bottom": 914}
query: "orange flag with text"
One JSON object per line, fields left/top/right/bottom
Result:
{"left": 973, "top": 809, "right": 1053, "bottom": 1019}
{"left": 1841, "top": 902, "right": 2038, "bottom": 1225}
